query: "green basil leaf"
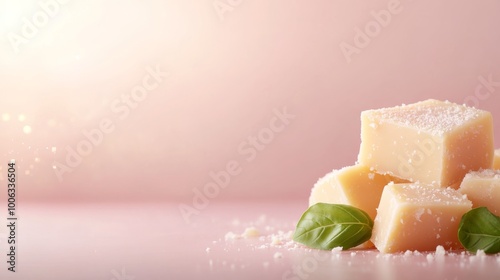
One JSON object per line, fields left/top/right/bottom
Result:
{"left": 293, "top": 203, "right": 373, "bottom": 250}
{"left": 458, "top": 207, "right": 500, "bottom": 254}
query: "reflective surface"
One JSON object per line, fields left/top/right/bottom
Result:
{"left": 1, "top": 201, "right": 500, "bottom": 280}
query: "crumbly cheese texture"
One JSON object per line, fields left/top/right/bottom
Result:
{"left": 494, "top": 149, "right": 500, "bottom": 170}
{"left": 358, "top": 99, "right": 494, "bottom": 188}
{"left": 458, "top": 169, "right": 500, "bottom": 215}
{"left": 309, "top": 164, "right": 408, "bottom": 249}
{"left": 371, "top": 182, "right": 472, "bottom": 253}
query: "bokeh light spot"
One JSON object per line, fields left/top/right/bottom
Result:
{"left": 23, "top": 125, "right": 32, "bottom": 134}
{"left": 2, "top": 113, "right": 10, "bottom": 121}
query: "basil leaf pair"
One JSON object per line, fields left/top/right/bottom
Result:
{"left": 294, "top": 204, "right": 500, "bottom": 253}
{"left": 458, "top": 207, "right": 500, "bottom": 254}
{"left": 293, "top": 203, "right": 373, "bottom": 250}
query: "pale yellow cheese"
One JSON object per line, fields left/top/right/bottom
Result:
{"left": 358, "top": 99, "right": 494, "bottom": 188}
{"left": 309, "top": 164, "right": 408, "bottom": 249}
{"left": 458, "top": 169, "right": 500, "bottom": 215}
{"left": 309, "top": 164, "right": 408, "bottom": 218}
{"left": 371, "top": 182, "right": 472, "bottom": 253}
{"left": 494, "top": 149, "right": 500, "bottom": 170}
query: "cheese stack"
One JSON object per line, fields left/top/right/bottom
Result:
{"left": 309, "top": 99, "right": 496, "bottom": 253}
{"left": 309, "top": 165, "right": 409, "bottom": 248}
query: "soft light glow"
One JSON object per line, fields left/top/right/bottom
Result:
{"left": 0, "top": 1, "right": 34, "bottom": 31}
{"left": 23, "top": 125, "right": 32, "bottom": 134}
{"left": 2, "top": 113, "right": 10, "bottom": 121}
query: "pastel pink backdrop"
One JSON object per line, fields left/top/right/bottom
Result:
{"left": 0, "top": 0, "right": 499, "bottom": 203}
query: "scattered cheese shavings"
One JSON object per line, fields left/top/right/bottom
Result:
{"left": 273, "top": 252, "right": 283, "bottom": 259}
{"left": 242, "top": 227, "right": 260, "bottom": 238}
{"left": 271, "top": 235, "right": 284, "bottom": 246}
{"left": 476, "top": 250, "right": 486, "bottom": 258}
{"left": 435, "top": 245, "right": 446, "bottom": 256}
{"left": 225, "top": 227, "right": 261, "bottom": 241}
{"left": 426, "top": 254, "right": 434, "bottom": 262}
{"left": 331, "top": 246, "right": 343, "bottom": 252}
{"left": 225, "top": 231, "right": 240, "bottom": 241}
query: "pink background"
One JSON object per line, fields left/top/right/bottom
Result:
{"left": 1, "top": 0, "right": 499, "bottom": 203}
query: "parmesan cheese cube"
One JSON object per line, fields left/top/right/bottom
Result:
{"left": 458, "top": 169, "right": 500, "bottom": 215}
{"left": 309, "top": 164, "right": 408, "bottom": 218}
{"left": 371, "top": 182, "right": 472, "bottom": 253}
{"left": 494, "top": 149, "right": 500, "bottom": 170}
{"left": 358, "top": 99, "right": 494, "bottom": 188}
{"left": 309, "top": 164, "right": 408, "bottom": 249}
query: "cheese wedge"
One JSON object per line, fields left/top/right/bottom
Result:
{"left": 458, "top": 169, "right": 500, "bottom": 215}
{"left": 371, "top": 182, "right": 472, "bottom": 253}
{"left": 309, "top": 165, "right": 409, "bottom": 249}
{"left": 358, "top": 99, "right": 494, "bottom": 188}
{"left": 494, "top": 149, "right": 500, "bottom": 170}
{"left": 309, "top": 164, "right": 408, "bottom": 218}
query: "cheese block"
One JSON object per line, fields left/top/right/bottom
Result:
{"left": 458, "top": 169, "right": 500, "bottom": 215}
{"left": 309, "top": 164, "right": 408, "bottom": 218}
{"left": 371, "top": 182, "right": 472, "bottom": 253}
{"left": 358, "top": 99, "right": 494, "bottom": 188}
{"left": 309, "top": 164, "right": 409, "bottom": 249}
{"left": 494, "top": 149, "right": 500, "bottom": 170}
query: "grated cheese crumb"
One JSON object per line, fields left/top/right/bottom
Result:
{"left": 435, "top": 245, "right": 445, "bottom": 256}
{"left": 331, "top": 247, "right": 343, "bottom": 252}
{"left": 225, "top": 231, "right": 240, "bottom": 241}
{"left": 242, "top": 227, "right": 260, "bottom": 238}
